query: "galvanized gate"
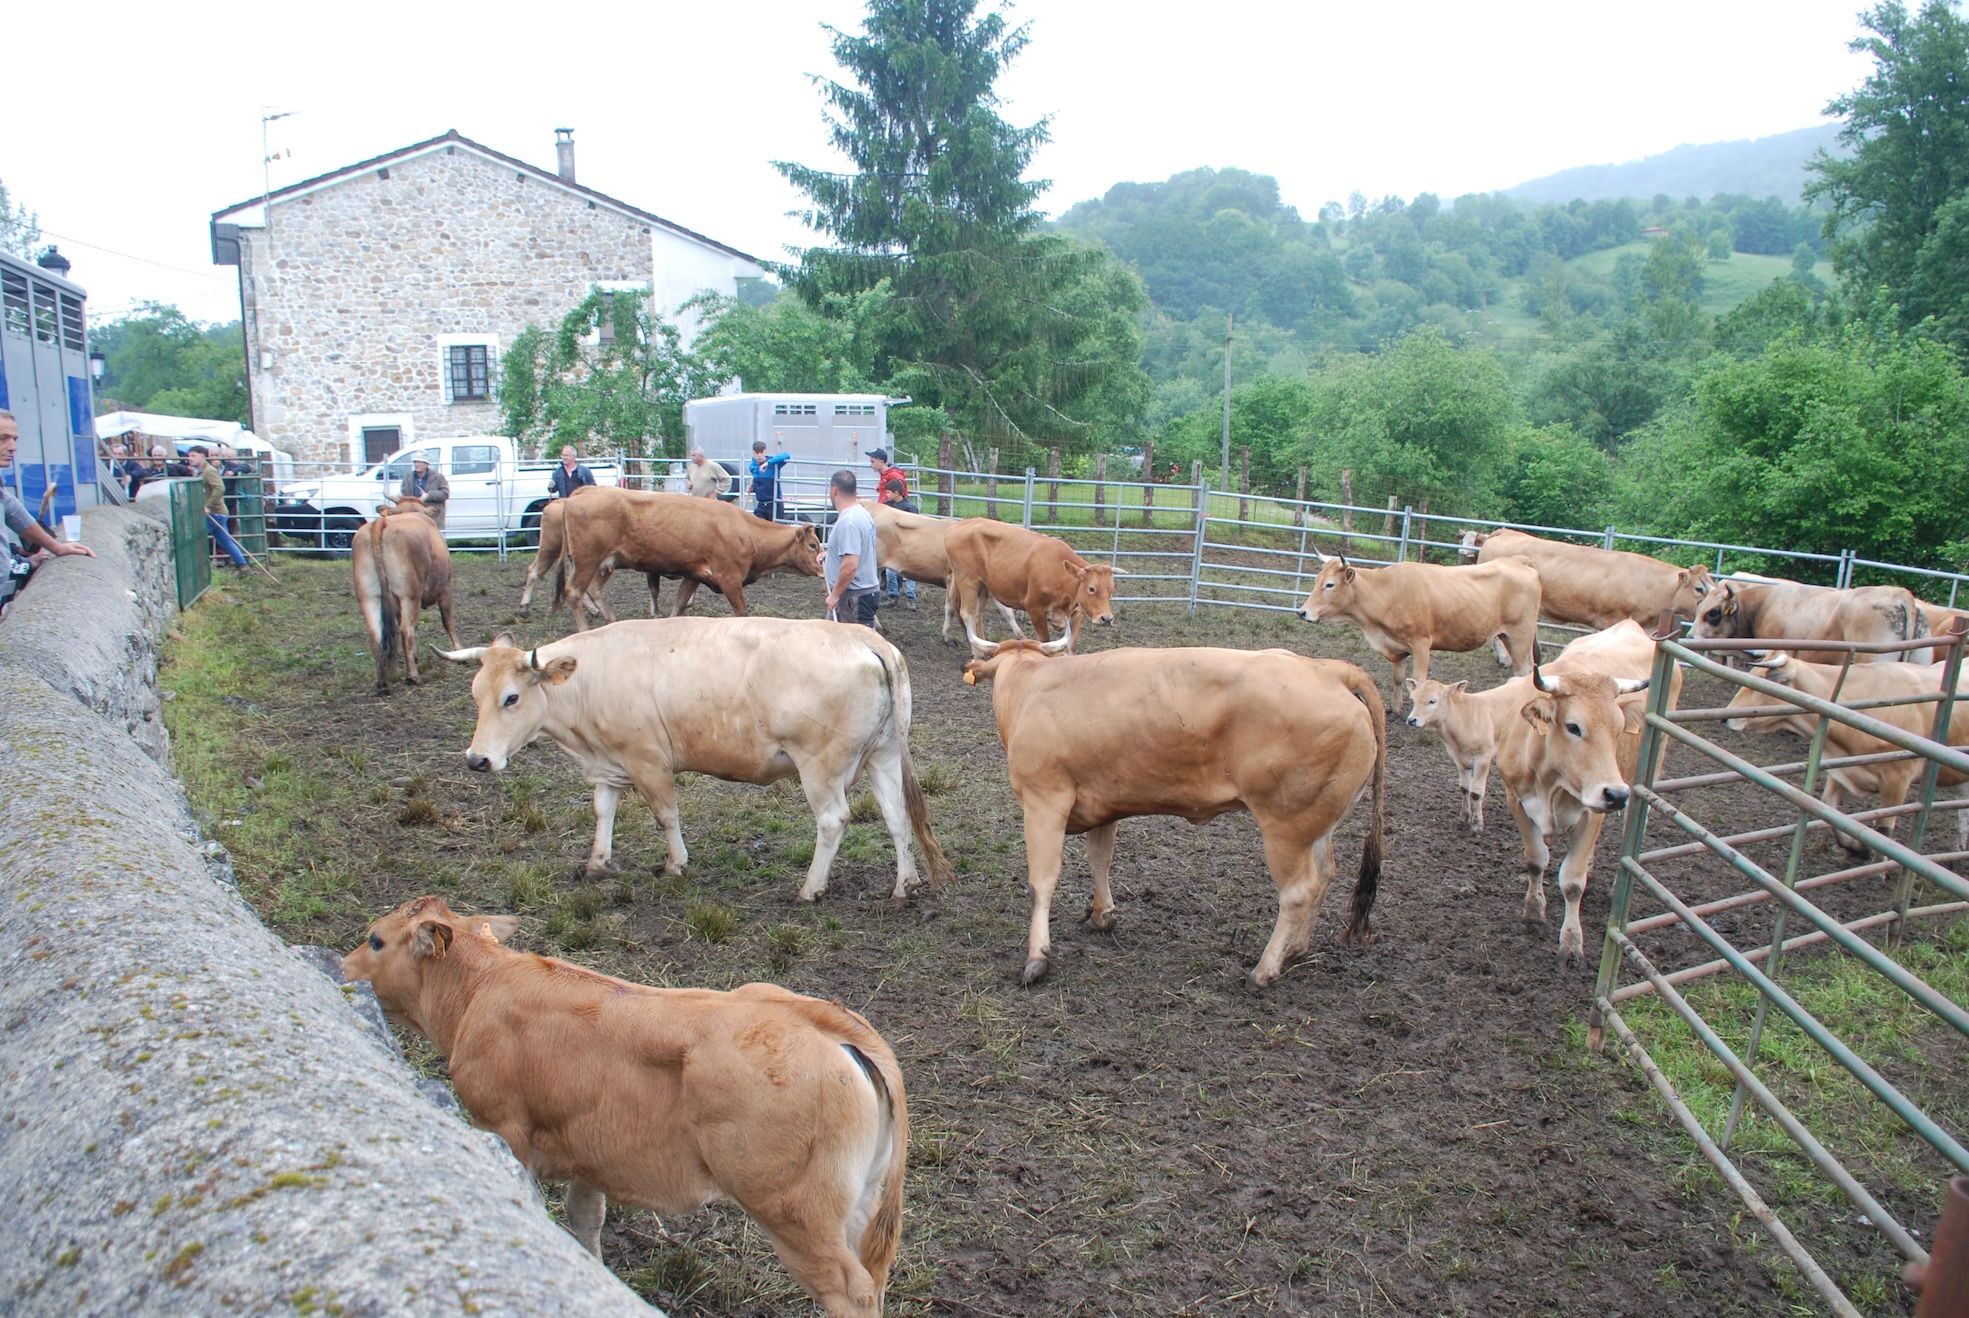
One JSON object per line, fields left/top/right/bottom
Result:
{"left": 168, "top": 479, "right": 211, "bottom": 611}
{"left": 1589, "top": 625, "right": 1969, "bottom": 1314}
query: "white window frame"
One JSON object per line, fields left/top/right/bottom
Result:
{"left": 438, "top": 333, "right": 501, "bottom": 405}
{"left": 347, "top": 413, "right": 416, "bottom": 467}
{"left": 584, "top": 281, "right": 648, "bottom": 347}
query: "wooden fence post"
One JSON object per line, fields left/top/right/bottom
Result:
{"left": 938, "top": 433, "right": 954, "bottom": 517}
{"left": 1294, "top": 466, "right": 1307, "bottom": 528}
{"left": 986, "top": 448, "right": 1000, "bottom": 519}
{"left": 1140, "top": 438, "right": 1155, "bottom": 528}
{"left": 1047, "top": 447, "right": 1060, "bottom": 524}
{"left": 1238, "top": 445, "right": 1251, "bottom": 524}
{"left": 1381, "top": 495, "right": 1398, "bottom": 547}
{"left": 1416, "top": 499, "right": 1430, "bottom": 563}
{"left": 1093, "top": 453, "right": 1107, "bottom": 525}
{"left": 1340, "top": 468, "right": 1355, "bottom": 556}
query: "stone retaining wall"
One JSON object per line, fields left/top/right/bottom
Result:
{"left": 0, "top": 507, "right": 649, "bottom": 1315}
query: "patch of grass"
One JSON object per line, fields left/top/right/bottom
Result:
{"left": 764, "top": 924, "right": 806, "bottom": 976}
{"left": 395, "top": 797, "right": 440, "bottom": 827}
{"left": 848, "top": 791, "right": 882, "bottom": 824}
{"left": 914, "top": 761, "right": 955, "bottom": 795}
{"left": 685, "top": 901, "right": 739, "bottom": 945}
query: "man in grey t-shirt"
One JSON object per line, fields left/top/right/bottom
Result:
{"left": 822, "top": 469, "right": 881, "bottom": 628}
{"left": 0, "top": 409, "right": 97, "bottom": 611}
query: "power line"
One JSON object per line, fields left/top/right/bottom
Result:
{"left": 35, "top": 228, "right": 228, "bottom": 282}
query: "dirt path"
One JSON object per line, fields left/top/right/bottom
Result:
{"left": 161, "top": 555, "right": 1940, "bottom": 1315}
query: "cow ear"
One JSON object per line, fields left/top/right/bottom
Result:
{"left": 537, "top": 656, "right": 578, "bottom": 685}
{"left": 476, "top": 915, "right": 520, "bottom": 944}
{"left": 1341, "top": 566, "right": 1358, "bottom": 583}
{"left": 411, "top": 920, "right": 454, "bottom": 961}
{"left": 1066, "top": 561, "right": 1090, "bottom": 583}
{"left": 1403, "top": 677, "right": 1419, "bottom": 693}
{"left": 1521, "top": 697, "right": 1556, "bottom": 735}
{"left": 1452, "top": 680, "right": 1468, "bottom": 694}
{"left": 1621, "top": 703, "right": 1645, "bottom": 735}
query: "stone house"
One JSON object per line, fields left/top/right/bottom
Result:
{"left": 210, "top": 129, "right": 765, "bottom": 466}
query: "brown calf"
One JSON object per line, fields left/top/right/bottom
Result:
{"left": 963, "top": 638, "right": 1386, "bottom": 988}
{"left": 342, "top": 897, "right": 907, "bottom": 1317}
{"left": 556, "top": 487, "right": 821, "bottom": 629}
{"left": 351, "top": 502, "right": 459, "bottom": 694}
{"left": 944, "top": 519, "right": 1119, "bottom": 652}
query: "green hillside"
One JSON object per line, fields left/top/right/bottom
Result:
{"left": 1505, "top": 124, "right": 1845, "bottom": 205}
{"left": 1569, "top": 243, "right": 1829, "bottom": 315}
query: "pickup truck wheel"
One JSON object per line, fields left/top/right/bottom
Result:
{"left": 521, "top": 503, "right": 547, "bottom": 548}
{"left": 324, "top": 514, "right": 364, "bottom": 554}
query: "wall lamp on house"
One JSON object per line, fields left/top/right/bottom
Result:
{"left": 89, "top": 349, "right": 107, "bottom": 382}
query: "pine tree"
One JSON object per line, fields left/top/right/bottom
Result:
{"left": 776, "top": 0, "right": 1146, "bottom": 458}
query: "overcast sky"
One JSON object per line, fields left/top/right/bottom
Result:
{"left": 9, "top": 0, "right": 1874, "bottom": 326}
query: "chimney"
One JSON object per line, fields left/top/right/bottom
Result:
{"left": 554, "top": 128, "right": 576, "bottom": 183}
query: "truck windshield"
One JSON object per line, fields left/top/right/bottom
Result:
{"left": 378, "top": 448, "right": 438, "bottom": 482}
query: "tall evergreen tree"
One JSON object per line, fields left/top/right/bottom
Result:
{"left": 776, "top": 0, "right": 1146, "bottom": 458}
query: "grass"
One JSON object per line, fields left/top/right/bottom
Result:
{"left": 1568, "top": 242, "right": 1829, "bottom": 317}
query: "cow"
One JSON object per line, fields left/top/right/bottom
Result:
{"left": 943, "top": 519, "right": 1119, "bottom": 653}
{"left": 1723, "top": 651, "right": 1969, "bottom": 854}
{"left": 961, "top": 637, "right": 1387, "bottom": 989}
{"left": 1406, "top": 621, "right": 1682, "bottom": 835}
{"left": 1480, "top": 661, "right": 1656, "bottom": 962}
{"left": 555, "top": 487, "right": 822, "bottom": 630}
{"left": 437, "top": 620, "right": 952, "bottom": 901}
{"left": 342, "top": 897, "right": 906, "bottom": 1317}
{"left": 865, "top": 501, "right": 1020, "bottom": 639}
{"left": 352, "top": 502, "right": 460, "bottom": 694}
{"left": 1690, "top": 578, "right": 1928, "bottom": 664}
{"left": 1295, "top": 553, "right": 1541, "bottom": 712}
{"left": 1458, "top": 528, "right": 1713, "bottom": 634}
{"left": 518, "top": 484, "right": 610, "bottom": 620}
{"left": 1917, "top": 602, "right": 1969, "bottom": 664}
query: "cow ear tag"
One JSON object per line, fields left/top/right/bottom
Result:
{"left": 962, "top": 671, "right": 977, "bottom": 685}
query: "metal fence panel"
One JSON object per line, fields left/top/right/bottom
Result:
{"left": 168, "top": 478, "right": 211, "bottom": 610}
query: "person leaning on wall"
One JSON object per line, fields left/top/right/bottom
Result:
{"left": 0, "top": 408, "right": 98, "bottom": 615}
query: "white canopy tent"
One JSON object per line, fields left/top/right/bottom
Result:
{"left": 95, "top": 411, "right": 295, "bottom": 488}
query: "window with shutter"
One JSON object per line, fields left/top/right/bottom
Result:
{"left": 447, "top": 344, "right": 491, "bottom": 402}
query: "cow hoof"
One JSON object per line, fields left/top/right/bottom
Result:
{"left": 584, "top": 862, "right": 616, "bottom": 879}
{"left": 373, "top": 684, "right": 391, "bottom": 697}
{"left": 405, "top": 675, "right": 422, "bottom": 686}
{"left": 1020, "top": 958, "right": 1049, "bottom": 986}
{"left": 1086, "top": 906, "right": 1116, "bottom": 932}
{"left": 1246, "top": 969, "right": 1277, "bottom": 992}
{"left": 797, "top": 887, "right": 826, "bottom": 904}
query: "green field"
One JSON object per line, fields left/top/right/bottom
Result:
{"left": 1570, "top": 241, "right": 1828, "bottom": 316}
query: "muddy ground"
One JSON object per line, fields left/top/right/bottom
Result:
{"left": 161, "top": 552, "right": 1965, "bottom": 1316}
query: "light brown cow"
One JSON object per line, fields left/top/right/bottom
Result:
{"left": 962, "top": 638, "right": 1386, "bottom": 988}
{"left": 556, "top": 487, "right": 821, "bottom": 630}
{"left": 944, "top": 519, "right": 1118, "bottom": 652}
{"left": 1296, "top": 554, "right": 1541, "bottom": 711}
{"left": 437, "top": 620, "right": 952, "bottom": 900}
{"left": 1406, "top": 620, "right": 1682, "bottom": 834}
{"left": 1460, "top": 528, "right": 1714, "bottom": 634}
{"left": 1494, "top": 662, "right": 1652, "bottom": 962}
{"left": 1917, "top": 603, "right": 1969, "bottom": 664}
{"left": 518, "top": 484, "right": 610, "bottom": 619}
{"left": 1724, "top": 652, "right": 1969, "bottom": 854}
{"left": 342, "top": 897, "right": 907, "bottom": 1317}
{"left": 352, "top": 502, "right": 460, "bottom": 694}
{"left": 1690, "top": 578, "right": 1928, "bottom": 664}
{"left": 864, "top": 502, "right": 1018, "bottom": 638}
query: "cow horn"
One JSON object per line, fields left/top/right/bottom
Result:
{"left": 434, "top": 646, "right": 488, "bottom": 663}
{"left": 969, "top": 637, "right": 998, "bottom": 660}
{"left": 1038, "top": 634, "right": 1072, "bottom": 655}
{"left": 1615, "top": 676, "right": 1651, "bottom": 695}
{"left": 1312, "top": 545, "right": 1332, "bottom": 563}
{"left": 1337, "top": 551, "right": 1350, "bottom": 568}
{"left": 1532, "top": 659, "right": 1555, "bottom": 693}
{"left": 529, "top": 649, "right": 542, "bottom": 671}
{"left": 1746, "top": 651, "right": 1789, "bottom": 670}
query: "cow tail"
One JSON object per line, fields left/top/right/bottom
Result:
{"left": 1908, "top": 596, "right": 1931, "bottom": 663}
{"left": 1344, "top": 668, "right": 1388, "bottom": 946}
{"left": 847, "top": 1038, "right": 909, "bottom": 1296}
{"left": 884, "top": 649, "right": 955, "bottom": 888}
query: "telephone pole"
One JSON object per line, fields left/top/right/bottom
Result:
{"left": 1219, "top": 312, "right": 1233, "bottom": 486}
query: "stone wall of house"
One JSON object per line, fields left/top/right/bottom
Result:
{"left": 242, "top": 146, "right": 655, "bottom": 466}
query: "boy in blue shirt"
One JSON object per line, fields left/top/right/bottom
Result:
{"left": 749, "top": 440, "right": 791, "bottom": 521}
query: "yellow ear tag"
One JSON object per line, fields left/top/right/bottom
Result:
{"left": 963, "top": 671, "right": 977, "bottom": 685}
{"left": 479, "top": 923, "right": 493, "bottom": 939}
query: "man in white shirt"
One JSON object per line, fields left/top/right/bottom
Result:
{"left": 685, "top": 448, "right": 732, "bottom": 499}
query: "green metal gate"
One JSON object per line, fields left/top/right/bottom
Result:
{"left": 168, "top": 478, "right": 211, "bottom": 610}
{"left": 1590, "top": 624, "right": 1969, "bottom": 1314}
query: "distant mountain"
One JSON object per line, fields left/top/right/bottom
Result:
{"left": 1505, "top": 124, "right": 1845, "bottom": 205}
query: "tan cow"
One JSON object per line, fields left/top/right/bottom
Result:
{"left": 1460, "top": 528, "right": 1713, "bottom": 633}
{"left": 556, "top": 487, "right": 821, "bottom": 630}
{"left": 1493, "top": 662, "right": 1652, "bottom": 962}
{"left": 1406, "top": 620, "right": 1681, "bottom": 834}
{"left": 864, "top": 501, "right": 1018, "bottom": 638}
{"left": 1690, "top": 578, "right": 1928, "bottom": 664}
{"left": 962, "top": 637, "right": 1387, "bottom": 989}
{"left": 342, "top": 897, "right": 907, "bottom": 1317}
{"left": 1917, "top": 603, "right": 1969, "bottom": 664}
{"left": 518, "top": 484, "right": 609, "bottom": 619}
{"left": 1724, "top": 652, "right": 1969, "bottom": 853}
{"left": 944, "top": 519, "right": 1119, "bottom": 652}
{"left": 437, "top": 620, "right": 952, "bottom": 900}
{"left": 1296, "top": 553, "right": 1541, "bottom": 711}
{"left": 351, "top": 502, "right": 459, "bottom": 694}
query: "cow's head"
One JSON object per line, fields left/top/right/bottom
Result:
{"left": 341, "top": 896, "right": 518, "bottom": 1032}
{"left": 1404, "top": 677, "right": 1467, "bottom": 731}
{"left": 1723, "top": 650, "right": 1803, "bottom": 732}
{"left": 1068, "top": 561, "right": 1119, "bottom": 628}
{"left": 1520, "top": 664, "right": 1648, "bottom": 812}
{"left": 962, "top": 635, "right": 1071, "bottom": 685}
{"left": 435, "top": 634, "right": 577, "bottom": 772}
{"left": 765, "top": 523, "right": 825, "bottom": 578}
{"left": 1457, "top": 530, "right": 1487, "bottom": 561}
{"left": 1297, "top": 556, "right": 1359, "bottom": 622}
{"left": 1690, "top": 581, "right": 1743, "bottom": 644}
{"left": 1669, "top": 565, "right": 1715, "bottom": 616}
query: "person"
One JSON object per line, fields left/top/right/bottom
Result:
{"left": 749, "top": 440, "right": 790, "bottom": 522}
{"left": 866, "top": 448, "right": 917, "bottom": 609}
{"left": 0, "top": 409, "right": 97, "bottom": 612}
{"left": 549, "top": 445, "right": 594, "bottom": 500}
{"left": 185, "top": 445, "right": 250, "bottom": 574}
{"left": 821, "top": 469, "right": 880, "bottom": 629}
{"left": 686, "top": 448, "right": 732, "bottom": 499}
{"left": 397, "top": 454, "right": 450, "bottom": 529}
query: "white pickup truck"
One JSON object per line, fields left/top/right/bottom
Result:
{"left": 270, "top": 436, "right": 622, "bottom": 550}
